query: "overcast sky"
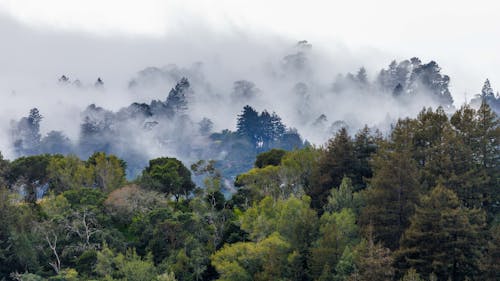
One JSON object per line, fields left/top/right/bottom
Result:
{"left": 0, "top": 0, "right": 499, "bottom": 103}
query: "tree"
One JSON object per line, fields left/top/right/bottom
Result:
{"left": 475, "top": 101, "right": 499, "bottom": 219}
{"left": 360, "top": 147, "right": 420, "bottom": 250}
{"left": 481, "top": 79, "right": 495, "bottom": 98}
{"left": 166, "top": 77, "right": 191, "bottom": 115}
{"left": 254, "top": 149, "right": 286, "bottom": 168}
{"left": 311, "top": 127, "right": 355, "bottom": 210}
{"left": 48, "top": 155, "right": 94, "bottom": 193}
{"left": 236, "top": 105, "right": 260, "bottom": 145}
{"left": 40, "top": 131, "right": 73, "bottom": 155}
{"left": 324, "top": 177, "right": 356, "bottom": 213}
{"left": 409, "top": 61, "right": 453, "bottom": 107}
{"left": 352, "top": 126, "right": 377, "bottom": 191}
{"left": 11, "top": 108, "right": 43, "bottom": 156}
{"left": 140, "top": 157, "right": 195, "bottom": 202}
{"left": 211, "top": 232, "right": 296, "bottom": 281}
{"left": 396, "top": 185, "right": 486, "bottom": 281}
{"left": 87, "top": 152, "right": 126, "bottom": 193}
{"left": 7, "top": 154, "right": 53, "bottom": 203}
{"left": 350, "top": 231, "right": 395, "bottom": 281}
{"left": 310, "top": 208, "right": 359, "bottom": 279}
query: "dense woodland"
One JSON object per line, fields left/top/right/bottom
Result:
{"left": 0, "top": 98, "right": 498, "bottom": 280}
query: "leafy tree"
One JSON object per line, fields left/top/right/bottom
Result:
{"left": 139, "top": 157, "right": 195, "bottom": 202}
{"left": 254, "top": 149, "right": 286, "bottom": 168}
{"left": 310, "top": 208, "right": 359, "bottom": 279}
{"left": 95, "top": 245, "right": 160, "bottom": 281}
{"left": 47, "top": 155, "right": 94, "bottom": 193}
{"left": 211, "top": 232, "right": 296, "bottom": 281}
{"left": 7, "top": 154, "right": 53, "bottom": 203}
{"left": 87, "top": 152, "right": 126, "bottom": 193}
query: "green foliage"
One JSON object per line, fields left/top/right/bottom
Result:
{"left": 360, "top": 145, "right": 420, "bottom": 249}
{"left": 139, "top": 157, "right": 195, "bottom": 202}
{"left": 351, "top": 234, "right": 395, "bottom": 281}
{"left": 87, "top": 152, "right": 126, "bottom": 193}
{"left": 254, "top": 149, "right": 286, "bottom": 168}
{"left": 96, "top": 245, "right": 159, "bottom": 281}
{"left": 310, "top": 208, "right": 359, "bottom": 279}
{"left": 324, "top": 177, "right": 356, "bottom": 213}
{"left": 0, "top": 101, "right": 497, "bottom": 281}
{"left": 312, "top": 127, "right": 355, "bottom": 210}
{"left": 396, "top": 185, "right": 486, "bottom": 281}
{"left": 211, "top": 232, "right": 295, "bottom": 281}
{"left": 7, "top": 154, "right": 53, "bottom": 203}
{"left": 400, "top": 268, "right": 424, "bottom": 281}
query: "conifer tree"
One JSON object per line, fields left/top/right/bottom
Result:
{"left": 396, "top": 185, "right": 486, "bottom": 281}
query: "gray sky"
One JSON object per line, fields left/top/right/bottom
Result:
{"left": 0, "top": 0, "right": 499, "bottom": 102}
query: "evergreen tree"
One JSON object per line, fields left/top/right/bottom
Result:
{"left": 396, "top": 185, "right": 486, "bottom": 281}
{"left": 360, "top": 147, "right": 420, "bottom": 250}
{"left": 475, "top": 101, "right": 499, "bottom": 219}
{"left": 311, "top": 127, "right": 355, "bottom": 210}
{"left": 351, "top": 230, "right": 395, "bottom": 281}
{"left": 236, "top": 105, "right": 260, "bottom": 146}
{"left": 12, "top": 108, "right": 43, "bottom": 156}
{"left": 166, "top": 77, "right": 190, "bottom": 115}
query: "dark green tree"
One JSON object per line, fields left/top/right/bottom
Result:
{"left": 311, "top": 127, "right": 355, "bottom": 210}
{"left": 396, "top": 185, "right": 486, "bottom": 281}
{"left": 140, "top": 157, "right": 195, "bottom": 202}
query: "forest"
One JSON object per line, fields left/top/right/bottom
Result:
{"left": 0, "top": 98, "right": 498, "bottom": 281}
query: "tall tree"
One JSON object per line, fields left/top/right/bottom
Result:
{"left": 360, "top": 147, "right": 420, "bottom": 250}
{"left": 396, "top": 185, "right": 486, "bottom": 281}
{"left": 311, "top": 127, "right": 355, "bottom": 210}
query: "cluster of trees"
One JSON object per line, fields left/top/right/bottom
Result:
{"left": 10, "top": 77, "right": 304, "bottom": 185}
{"left": 0, "top": 100, "right": 497, "bottom": 280}
{"left": 333, "top": 58, "right": 454, "bottom": 108}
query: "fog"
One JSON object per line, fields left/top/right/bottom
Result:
{"left": 0, "top": 12, "right": 496, "bottom": 180}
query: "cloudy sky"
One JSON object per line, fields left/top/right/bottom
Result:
{"left": 0, "top": 0, "right": 499, "bottom": 104}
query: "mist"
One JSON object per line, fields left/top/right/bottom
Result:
{"left": 1, "top": 12, "right": 497, "bottom": 182}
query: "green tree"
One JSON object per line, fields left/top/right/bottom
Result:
{"left": 254, "top": 149, "right": 287, "bottom": 168}
{"left": 396, "top": 185, "right": 486, "bottom": 281}
{"left": 350, "top": 232, "right": 395, "bottom": 281}
{"left": 324, "top": 177, "right": 356, "bottom": 213}
{"left": 311, "top": 127, "right": 355, "bottom": 210}
{"left": 48, "top": 155, "right": 94, "bottom": 193}
{"left": 360, "top": 144, "right": 420, "bottom": 250}
{"left": 139, "top": 157, "right": 195, "bottom": 202}
{"left": 87, "top": 152, "right": 126, "bottom": 193}
{"left": 310, "top": 208, "right": 359, "bottom": 279}
{"left": 211, "top": 232, "right": 296, "bottom": 281}
{"left": 7, "top": 154, "right": 52, "bottom": 203}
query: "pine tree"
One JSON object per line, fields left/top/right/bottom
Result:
{"left": 360, "top": 147, "right": 420, "bottom": 250}
{"left": 475, "top": 101, "right": 499, "bottom": 220}
{"left": 351, "top": 228, "right": 395, "bottom": 281}
{"left": 396, "top": 185, "right": 486, "bottom": 281}
{"left": 236, "top": 105, "right": 260, "bottom": 146}
{"left": 311, "top": 127, "right": 355, "bottom": 210}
